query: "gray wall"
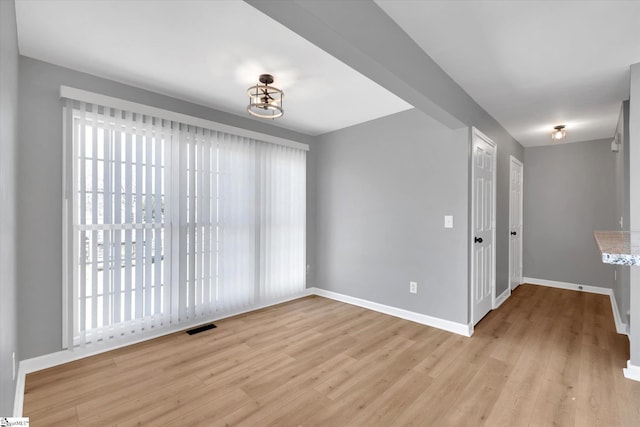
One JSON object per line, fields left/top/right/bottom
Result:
{"left": 0, "top": 0, "right": 19, "bottom": 415}
{"left": 613, "top": 101, "right": 630, "bottom": 326}
{"left": 523, "top": 139, "right": 616, "bottom": 288}
{"left": 316, "top": 109, "right": 469, "bottom": 324}
{"left": 17, "top": 57, "right": 318, "bottom": 360}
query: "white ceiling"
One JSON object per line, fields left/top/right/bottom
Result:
{"left": 377, "top": 0, "right": 640, "bottom": 146}
{"left": 14, "top": 0, "right": 640, "bottom": 146}
{"left": 14, "top": 0, "right": 412, "bottom": 136}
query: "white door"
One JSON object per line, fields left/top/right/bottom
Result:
{"left": 509, "top": 156, "right": 523, "bottom": 291}
{"left": 471, "top": 128, "right": 496, "bottom": 325}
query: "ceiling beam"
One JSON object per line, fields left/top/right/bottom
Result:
{"left": 245, "top": 0, "right": 482, "bottom": 130}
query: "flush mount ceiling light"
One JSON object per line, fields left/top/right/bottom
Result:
{"left": 247, "top": 74, "right": 284, "bottom": 119}
{"left": 551, "top": 125, "right": 566, "bottom": 141}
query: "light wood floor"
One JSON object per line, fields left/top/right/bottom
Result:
{"left": 24, "top": 284, "right": 640, "bottom": 426}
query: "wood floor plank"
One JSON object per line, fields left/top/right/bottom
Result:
{"left": 315, "top": 335, "right": 414, "bottom": 401}
{"left": 483, "top": 314, "right": 557, "bottom": 426}
{"left": 389, "top": 353, "right": 481, "bottom": 426}
{"left": 256, "top": 388, "right": 332, "bottom": 427}
{"left": 576, "top": 343, "right": 621, "bottom": 427}
{"left": 77, "top": 373, "right": 203, "bottom": 424}
{"left": 25, "top": 405, "right": 79, "bottom": 427}
{"left": 22, "top": 286, "right": 640, "bottom": 426}
{"left": 215, "top": 354, "right": 357, "bottom": 426}
{"left": 443, "top": 357, "right": 512, "bottom": 426}
{"left": 346, "top": 369, "right": 433, "bottom": 426}
{"left": 411, "top": 333, "right": 466, "bottom": 378}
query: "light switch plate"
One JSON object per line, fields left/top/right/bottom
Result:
{"left": 444, "top": 215, "right": 454, "bottom": 228}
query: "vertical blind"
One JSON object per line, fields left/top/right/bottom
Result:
{"left": 62, "top": 98, "right": 306, "bottom": 348}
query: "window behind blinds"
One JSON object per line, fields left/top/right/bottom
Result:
{"left": 62, "top": 97, "right": 306, "bottom": 349}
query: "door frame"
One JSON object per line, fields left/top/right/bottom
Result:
{"left": 469, "top": 127, "right": 497, "bottom": 328}
{"left": 509, "top": 155, "right": 524, "bottom": 291}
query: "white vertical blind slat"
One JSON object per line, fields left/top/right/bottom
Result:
{"left": 218, "top": 133, "right": 228, "bottom": 312}
{"left": 78, "top": 103, "right": 87, "bottom": 346}
{"left": 103, "top": 118, "right": 112, "bottom": 332}
{"left": 112, "top": 112, "right": 122, "bottom": 330}
{"left": 90, "top": 106, "right": 99, "bottom": 334}
{"left": 202, "top": 131, "right": 212, "bottom": 313}
{"left": 169, "top": 121, "right": 180, "bottom": 325}
{"left": 134, "top": 116, "right": 144, "bottom": 322}
{"left": 195, "top": 129, "right": 204, "bottom": 317}
{"left": 153, "top": 121, "right": 163, "bottom": 323}
{"left": 124, "top": 111, "right": 134, "bottom": 324}
{"left": 168, "top": 123, "right": 181, "bottom": 326}
{"left": 144, "top": 120, "right": 153, "bottom": 322}
{"left": 194, "top": 132, "right": 201, "bottom": 316}
{"left": 188, "top": 126, "right": 196, "bottom": 320}
{"left": 178, "top": 124, "right": 188, "bottom": 321}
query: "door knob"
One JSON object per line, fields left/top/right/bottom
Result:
{"left": 474, "top": 237, "right": 483, "bottom": 243}
{"left": 511, "top": 231, "right": 517, "bottom": 236}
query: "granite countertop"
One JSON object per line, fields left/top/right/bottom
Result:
{"left": 593, "top": 231, "right": 640, "bottom": 266}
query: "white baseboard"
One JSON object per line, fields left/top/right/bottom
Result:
{"left": 523, "top": 277, "right": 628, "bottom": 335}
{"left": 609, "top": 293, "right": 628, "bottom": 336}
{"left": 623, "top": 360, "right": 640, "bottom": 382}
{"left": 523, "top": 277, "right": 611, "bottom": 295}
{"left": 13, "top": 364, "right": 25, "bottom": 417}
{"left": 310, "top": 287, "right": 473, "bottom": 337}
{"left": 494, "top": 288, "right": 510, "bottom": 309}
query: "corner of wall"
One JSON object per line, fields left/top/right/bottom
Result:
{"left": 0, "top": 0, "right": 20, "bottom": 416}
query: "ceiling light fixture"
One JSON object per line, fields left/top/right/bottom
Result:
{"left": 551, "top": 125, "right": 566, "bottom": 141}
{"left": 247, "top": 74, "right": 284, "bottom": 119}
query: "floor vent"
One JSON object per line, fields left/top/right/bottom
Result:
{"left": 186, "top": 323, "right": 217, "bottom": 335}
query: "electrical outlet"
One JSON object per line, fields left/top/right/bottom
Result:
{"left": 614, "top": 270, "right": 617, "bottom": 281}
{"left": 409, "top": 281, "right": 418, "bottom": 294}
{"left": 12, "top": 351, "right": 16, "bottom": 381}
